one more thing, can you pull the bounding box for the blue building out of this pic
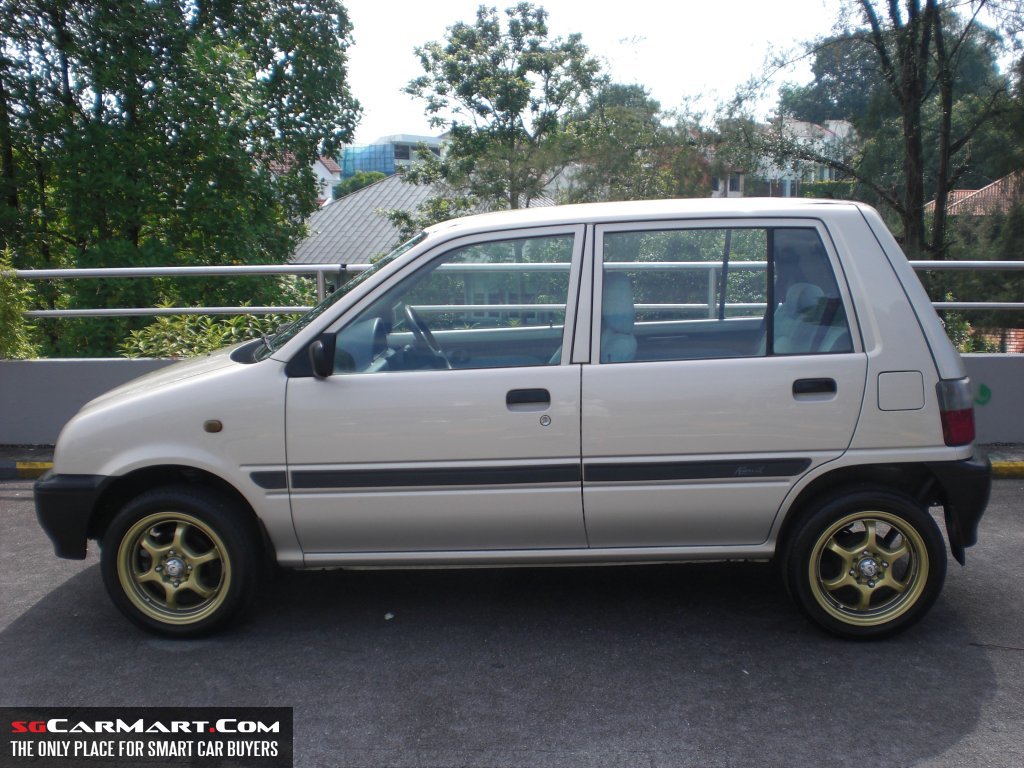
[340,134,444,179]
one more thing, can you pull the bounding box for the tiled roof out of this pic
[317,155,342,174]
[291,175,437,265]
[291,174,555,265]
[265,153,340,176]
[925,171,1024,216]
[923,189,978,214]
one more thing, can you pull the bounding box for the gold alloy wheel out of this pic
[116,511,232,626]
[807,510,929,627]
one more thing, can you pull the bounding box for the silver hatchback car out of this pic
[36,199,990,638]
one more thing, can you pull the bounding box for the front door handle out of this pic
[507,388,551,410]
[793,378,837,396]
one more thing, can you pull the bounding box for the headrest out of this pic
[783,282,824,314]
[603,273,635,333]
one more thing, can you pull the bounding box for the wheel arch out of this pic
[777,462,951,560]
[87,465,274,561]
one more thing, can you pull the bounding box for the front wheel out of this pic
[100,485,262,637]
[784,489,947,640]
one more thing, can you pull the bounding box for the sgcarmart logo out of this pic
[11,718,281,734]
[3,706,293,766]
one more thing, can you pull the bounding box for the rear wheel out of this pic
[785,489,946,639]
[100,485,262,637]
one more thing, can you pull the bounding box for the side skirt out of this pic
[300,544,776,569]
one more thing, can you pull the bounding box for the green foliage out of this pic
[335,171,387,199]
[0,249,38,358]
[778,33,895,132]
[561,84,708,202]
[748,0,1019,257]
[405,2,604,211]
[378,142,483,240]
[939,298,1000,353]
[119,273,316,358]
[703,115,766,188]
[933,200,1024,335]
[120,312,300,359]
[0,0,360,356]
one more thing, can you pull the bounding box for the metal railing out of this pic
[5,260,1024,319]
[908,261,1024,311]
[9,264,353,318]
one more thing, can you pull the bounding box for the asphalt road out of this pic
[2,478,1022,768]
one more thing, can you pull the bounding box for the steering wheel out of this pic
[403,304,452,369]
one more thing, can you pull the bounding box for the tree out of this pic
[0,249,37,358]
[335,171,387,198]
[778,33,895,130]
[0,0,360,355]
[561,84,708,203]
[405,2,604,210]
[945,195,1024,338]
[382,187,478,242]
[751,0,1022,257]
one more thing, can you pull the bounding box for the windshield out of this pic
[255,232,428,360]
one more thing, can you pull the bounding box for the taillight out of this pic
[937,378,976,446]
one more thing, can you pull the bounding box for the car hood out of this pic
[81,346,243,412]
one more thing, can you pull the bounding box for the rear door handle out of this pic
[506,388,551,410]
[793,378,837,396]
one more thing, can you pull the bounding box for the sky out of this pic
[342,0,848,143]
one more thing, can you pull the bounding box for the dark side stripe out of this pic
[290,464,582,490]
[273,458,811,491]
[250,471,287,490]
[584,458,812,483]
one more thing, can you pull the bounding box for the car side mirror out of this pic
[308,334,336,379]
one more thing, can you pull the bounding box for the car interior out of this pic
[329,227,853,373]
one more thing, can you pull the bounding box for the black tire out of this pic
[784,488,947,640]
[100,485,263,637]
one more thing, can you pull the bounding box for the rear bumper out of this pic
[34,472,110,559]
[927,450,991,565]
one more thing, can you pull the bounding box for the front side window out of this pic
[333,234,575,373]
[599,226,852,363]
[256,232,428,361]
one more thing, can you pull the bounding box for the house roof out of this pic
[291,174,554,265]
[292,174,436,265]
[316,155,341,174]
[926,171,1024,216]
[923,189,979,215]
[264,153,341,177]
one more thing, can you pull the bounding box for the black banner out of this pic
[2,708,292,767]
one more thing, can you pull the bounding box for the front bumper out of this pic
[34,472,110,559]
[926,450,992,565]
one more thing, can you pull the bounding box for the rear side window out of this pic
[771,228,851,355]
[599,226,853,363]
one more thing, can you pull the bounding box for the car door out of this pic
[581,220,868,548]
[285,227,587,558]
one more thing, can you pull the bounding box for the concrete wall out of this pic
[1,355,1021,446]
[963,354,1024,445]
[0,358,174,445]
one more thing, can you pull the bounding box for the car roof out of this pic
[423,197,865,238]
